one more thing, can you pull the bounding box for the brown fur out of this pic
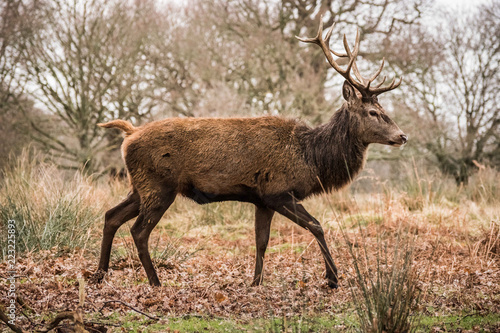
[93,81,406,288]
[120,116,317,204]
[98,119,137,136]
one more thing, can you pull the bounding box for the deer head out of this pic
[297,19,408,147]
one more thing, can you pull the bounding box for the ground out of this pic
[1,191,499,332]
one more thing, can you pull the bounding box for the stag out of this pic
[92,19,407,289]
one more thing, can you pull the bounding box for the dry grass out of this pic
[0,156,499,332]
[0,151,111,259]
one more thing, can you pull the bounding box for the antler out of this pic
[296,18,402,97]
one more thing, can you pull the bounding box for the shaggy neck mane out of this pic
[300,105,368,194]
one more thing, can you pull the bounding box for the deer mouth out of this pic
[388,134,408,147]
[388,141,402,147]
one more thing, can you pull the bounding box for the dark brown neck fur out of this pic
[298,105,368,194]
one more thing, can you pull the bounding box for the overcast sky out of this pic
[436,0,488,9]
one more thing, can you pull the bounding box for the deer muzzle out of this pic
[389,133,408,147]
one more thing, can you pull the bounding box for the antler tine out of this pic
[296,18,346,77]
[369,58,385,83]
[324,22,335,46]
[330,49,347,57]
[384,77,397,90]
[373,76,387,88]
[370,76,403,95]
[341,34,354,75]
[295,19,324,44]
[396,76,403,87]
[391,76,403,89]
[330,30,349,58]
[341,30,365,84]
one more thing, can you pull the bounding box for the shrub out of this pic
[0,151,105,259]
[345,227,422,333]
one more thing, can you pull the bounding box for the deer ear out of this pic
[342,81,360,103]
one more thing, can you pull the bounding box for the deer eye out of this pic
[369,110,378,117]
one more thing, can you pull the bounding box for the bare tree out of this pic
[393,2,499,183]
[20,0,160,172]
[0,0,46,167]
[441,2,500,182]
[150,0,425,123]
[0,0,38,107]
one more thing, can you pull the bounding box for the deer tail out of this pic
[98,120,137,136]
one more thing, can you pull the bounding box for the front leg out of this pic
[252,205,274,286]
[270,200,338,288]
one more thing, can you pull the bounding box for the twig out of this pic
[460,311,484,320]
[201,282,217,299]
[18,308,37,329]
[36,310,87,333]
[0,306,26,333]
[16,295,35,313]
[99,300,159,320]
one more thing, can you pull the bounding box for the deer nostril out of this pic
[400,134,408,144]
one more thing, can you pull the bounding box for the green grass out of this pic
[417,313,500,332]
[91,313,358,332]
[83,312,500,332]
[344,213,383,227]
[147,316,244,332]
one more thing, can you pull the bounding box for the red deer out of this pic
[92,20,407,289]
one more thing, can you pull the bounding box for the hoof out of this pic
[327,276,338,289]
[89,270,106,284]
[326,270,338,289]
[327,280,338,289]
[251,276,263,287]
[148,276,162,287]
[250,280,261,287]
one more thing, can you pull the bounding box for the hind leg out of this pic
[92,191,140,283]
[131,191,176,286]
